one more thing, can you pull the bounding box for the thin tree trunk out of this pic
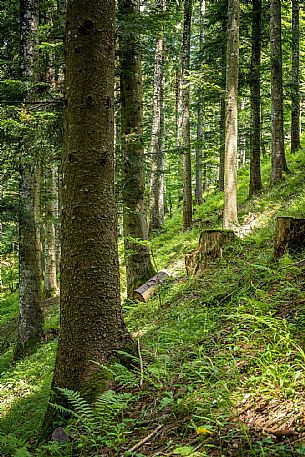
[270,0,289,183]
[175,68,183,206]
[15,0,43,360]
[182,0,193,231]
[218,0,228,192]
[223,0,239,230]
[50,0,131,397]
[249,0,262,197]
[195,0,205,205]
[149,0,165,232]
[44,166,58,297]
[119,0,155,295]
[291,0,300,153]
[0,178,3,290]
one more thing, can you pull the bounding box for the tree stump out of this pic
[274,217,305,258]
[132,271,169,302]
[185,229,236,276]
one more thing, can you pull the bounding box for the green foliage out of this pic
[51,387,134,455]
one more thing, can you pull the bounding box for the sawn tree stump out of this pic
[274,216,305,258]
[185,229,235,276]
[132,271,169,302]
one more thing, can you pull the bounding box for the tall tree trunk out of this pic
[44,166,58,297]
[195,0,205,205]
[270,0,289,183]
[0,178,3,290]
[175,67,183,206]
[149,0,165,232]
[49,0,131,398]
[249,0,262,197]
[119,0,155,295]
[223,0,239,230]
[291,0,300,153]
[218,0,228,192]
[15,0,43,360]
[182,0,193,231]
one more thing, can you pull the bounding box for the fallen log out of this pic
[185,229,236,276]
[274,216,305,259]
[132,271,169,302]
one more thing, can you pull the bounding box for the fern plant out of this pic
[51,387,134,455]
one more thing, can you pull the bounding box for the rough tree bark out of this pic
[15,0,43,360]
[133,271,169,302]
[149,0,165,232]
[218,0,228,192]
[44,166,58,297]
[195,0,206,205]
[270,0,289,183]
[249,0,262,197]
[291,0,300,153]
[182,0,193,231]
[49,0,131,400]
[223,0,239,230]
[119,0,155,295]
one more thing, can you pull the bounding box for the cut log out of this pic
[185,229,235,276]
[132,271,169,302]
[274,216,305,258]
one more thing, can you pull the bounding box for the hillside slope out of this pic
[1,148,305,456]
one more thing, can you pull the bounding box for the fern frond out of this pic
[57,388,95,422]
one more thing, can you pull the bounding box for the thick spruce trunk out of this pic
[182,0,193,231]
[291,0,300,153]
[15,0,43,360]
[249,0,262,197]
[149,0,165,232]
[119,0,155,295]
[195,0,206,205]
[223,0,239,230]
[44,167,58,297]
[50,0,131,396]
[270,0,289,183]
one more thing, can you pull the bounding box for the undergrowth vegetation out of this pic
[1,149,305,455]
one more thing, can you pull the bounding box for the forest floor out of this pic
[1,148,305,456]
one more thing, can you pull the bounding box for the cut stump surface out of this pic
[132,271,169,302]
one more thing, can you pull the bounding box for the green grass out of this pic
[1,146,305,455]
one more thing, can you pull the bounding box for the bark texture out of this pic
[223,0,239,230]
[15,0,43,359]
[195,0,206,205]
[133,271,169,302]
[182,0,193,231]
[185,229,235,276]
[249,0,262,197]
[51,0,130,394]
[149,0,165,232]
[44,166,58,297]
[119,0,155,295]
[218,0,228,192]
[270,0,289,183]
[274,217,305,258]
[291,0,300,153]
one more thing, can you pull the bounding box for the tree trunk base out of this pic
[132,271,169,302]
[185,229,236,276]
[274,216,305,258]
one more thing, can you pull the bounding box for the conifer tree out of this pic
[119,0,155,294]
[270,0,289,182]
[223,0,239,229]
